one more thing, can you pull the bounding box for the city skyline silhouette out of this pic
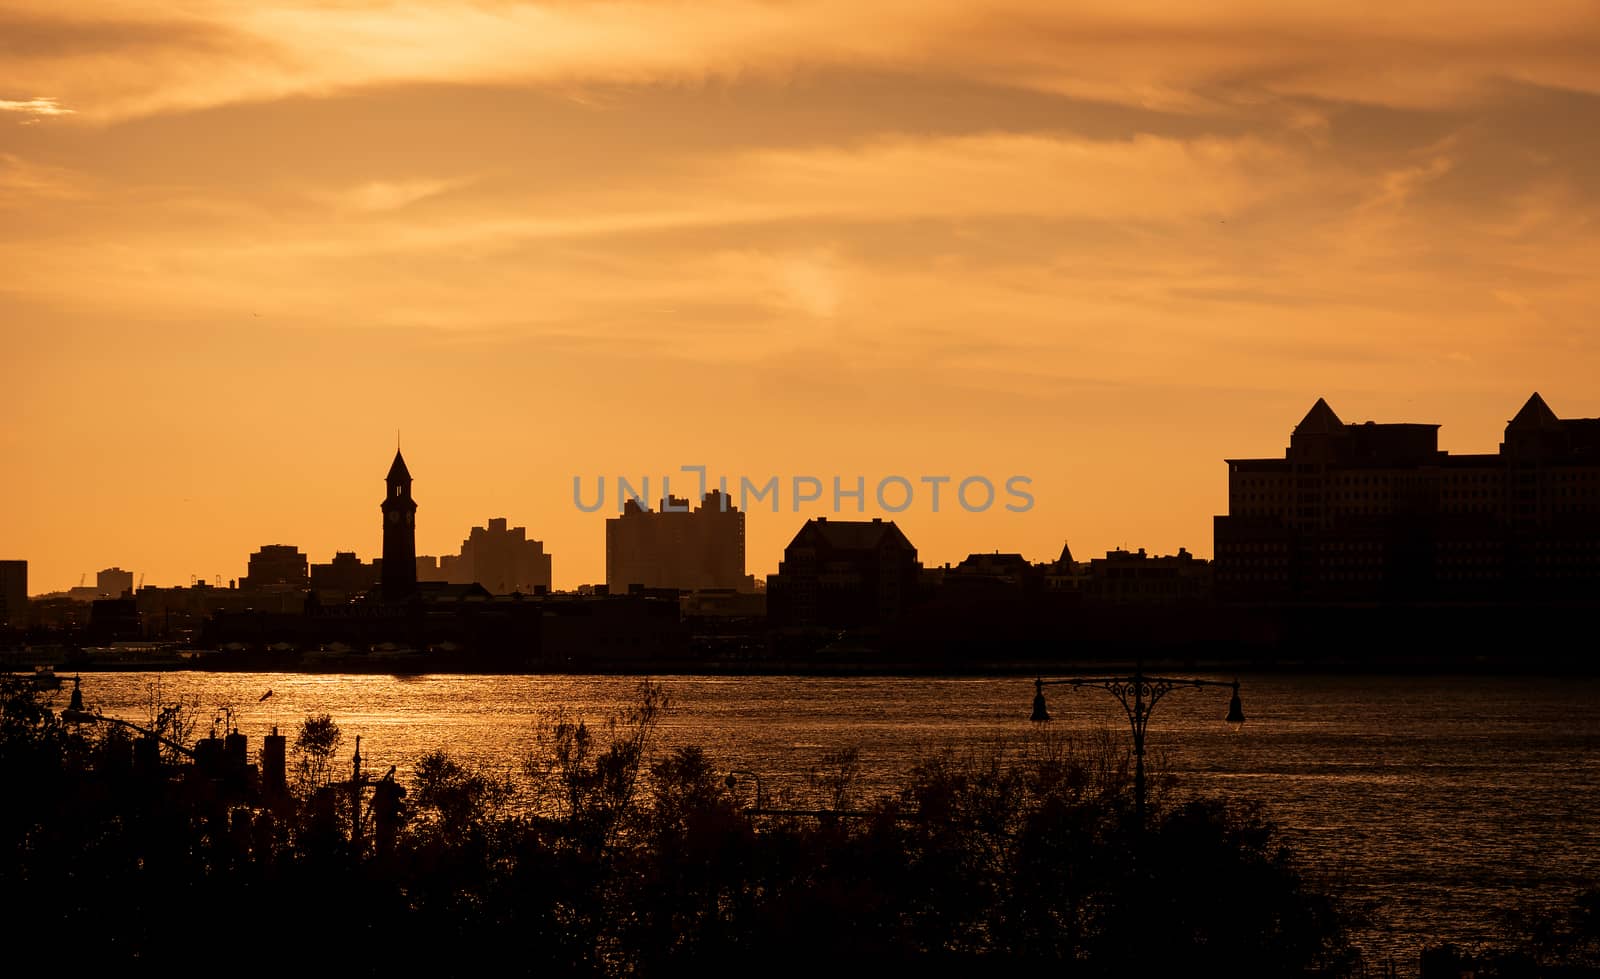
[9,389,1600,599]
[7,3,1600,596]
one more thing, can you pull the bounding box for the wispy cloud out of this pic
[246,132,1305,256]
[0,96,72,122]
[5,3,1600,121]
[316,177,475,214]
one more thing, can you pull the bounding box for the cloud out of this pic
[235,131,1304,257]
[711,248,848,320]
[5,2,1600,121]
[318,177,475,213]
[723,132,1298,223]
[1363,153,1456,213]
[0,96,72,120]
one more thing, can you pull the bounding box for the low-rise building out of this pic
[1082,547,1212,605]
[767,517,921,630]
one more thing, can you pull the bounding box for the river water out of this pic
[46,670,1600,971]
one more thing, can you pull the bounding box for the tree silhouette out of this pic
[293,713,343,793]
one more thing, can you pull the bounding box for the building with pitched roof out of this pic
[766,517,921,629]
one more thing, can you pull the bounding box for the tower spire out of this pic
[381,446,418,602]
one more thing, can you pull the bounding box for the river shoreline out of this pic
[14,650,1599,678]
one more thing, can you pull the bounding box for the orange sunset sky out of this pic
[4,1,1599,593]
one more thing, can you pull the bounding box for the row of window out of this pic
[1237,469,1600,488]
[1234,501,1599,519]
[1224,539,1600,552]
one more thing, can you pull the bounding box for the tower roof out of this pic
[387,450,411,482]
[1508,392,1560,431]
[1294,398,1344,435]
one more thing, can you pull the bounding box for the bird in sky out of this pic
[259,690,273,702]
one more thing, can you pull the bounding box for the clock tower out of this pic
[381,449,418,601]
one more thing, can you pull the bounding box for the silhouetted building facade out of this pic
[0,560,26,629]
[240,545,308,591]
[952,552,1042,586]
[138,579,300,640]
[681,588,767,619]
[448,517,553,595]
[767,517,920,629]
[606,491,746,593]
[28,595,90,631]
[539,592,687,665]
[1215,394,1600,602]
[1043,540,1088,591]
[310,551,379,599]
[97,567,134,599]
[87,597,141,641]
[1083,547,1212,605]
[381,450,418,602]
[921,552,1046,601]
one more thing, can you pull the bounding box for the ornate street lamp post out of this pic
[1030,664,1244,825]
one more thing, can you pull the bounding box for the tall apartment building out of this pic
[97,567,135,598]
[240,545,310,591]
[449,517,553,595]
[310,551,379,598]
[606,490,746,593]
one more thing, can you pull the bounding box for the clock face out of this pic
[387,510,399,524]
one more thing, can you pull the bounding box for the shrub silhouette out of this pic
[2,675,1365,976]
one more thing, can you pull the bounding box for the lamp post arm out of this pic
[1146,677,1239,691]
[1038,676,1237,691]
[1035,677,1135,688]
